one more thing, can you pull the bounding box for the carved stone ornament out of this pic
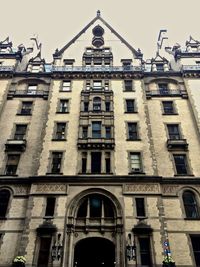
[123,184,160,194]
[31,184,67,194]
[162,185,180,195]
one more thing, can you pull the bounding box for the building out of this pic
[0,11,200,267]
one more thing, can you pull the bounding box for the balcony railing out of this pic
[0,66,14,72]
[146,89,187,98]
[182,65,200,71]
[7,90,49,99]
[52,66,143,72]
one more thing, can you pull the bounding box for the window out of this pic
[55,123,66,140]
[5,154,20,175]
[93,97,101,111]
[37,237,52,267]
[51,152,63,174]
[105,101,110,112]
[138,237,152,267]
[124,80,133,91]
[83,102,89,112]
[45,197,56,217]
[156,63,164,71]
[82,152,87,173]
[82,126,88,139]
[130,153,142,173]
[92,122,101,138]
[58,99,69,113]
[14,125,27,140]
[86,81,90,90]
[93,58,102,65]
[136,198,146,217]
[105,81,109,90]
[126,99,135,113]
[162,101,175,114]
[173,154,188,175]
[158,83,168,94]
[167,124,181,140]
[31,65,40,73]
[62,81,71,91]
[91,152,101,173]
[190,236,200,266]
[105,152,111,174]
[93,80,102,90]
[128,122,138,140]
[20,101,32,115]
[105,126,111,139]
[183,191,199,219]
[27,84,37,95]
[0,189,10,218]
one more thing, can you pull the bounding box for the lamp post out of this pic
[51,233,63,261]
[126,233,136,262]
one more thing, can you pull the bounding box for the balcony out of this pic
[5,139,26,152]
[146,89,188,99]
[77,138,115,149]
[52,65,143,73]
[167,139,188,151]
[7,89,49,99]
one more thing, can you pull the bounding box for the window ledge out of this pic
[46,172,63,175]
[43,216,54,220]
[124,111,138,114]
[59,90,71,92]
[123,90,135,92]
[174,174,194,177]
[184,217,200,220]
[162,113,178,115]
[51,139,67,141]
[126,139,141,141]
[129,172,145,175]
[56,111,69,114]
[16,113,32,116]
[136,216,148,220]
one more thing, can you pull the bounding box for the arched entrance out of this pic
[74,237,115,267]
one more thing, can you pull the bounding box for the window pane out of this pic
[14,125,27,140]
[173,154,188,174]
[124,80,132,91]
[126,100,135,112]
[62,81,71,91]
[130,153,141,172]
[167,124,180,139]
[59,100,68,113]
[128,123,138,140]
[55,123,66,140]
[92,122,101,138]
[191,236,200,266]
[51,152,62,173]
[21,102,32,115]
[163,101,174,114]
[136,198,145,217]
[0,190,10,217]
[5,154,20,175]
[45,197,56,217]
[183,191,199,218]
[139,237,152,266]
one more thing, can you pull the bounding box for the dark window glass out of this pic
[158,83,169,95]
[93,97,101,111]
[139,237,152,267]
[84,102,89,112]
[51,152,62,174]
[59,100,68,113]
[130,153,142,173]
[5,154,20,175]
[105,126,111,139]
[82,152,87,174]
[55,123,66,140]
[190,236,200,266]
[105,152,111,173]
[136,198,146,217]
[82,127,88,139]
[126,100,135,113]
[105,102,110,112]
[163,101,174,114]
[183,191,199,218]
[37,237,52,267]
[14,125,27,140]
[91,152,101,173]
[173,154,188,175]
[92,122,101,138]
[77,199,87,217]
[45,197,56,217]
[124,80,133,91]
[90,196,102,217]
[0,190,10,217]
[167,124,180,140]
[156,63,164,71]
[128,123,138,140]
[21,102,32,115]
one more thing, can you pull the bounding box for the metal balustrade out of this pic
[52,65,143,72]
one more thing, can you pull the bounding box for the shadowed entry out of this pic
[74,237,115,267]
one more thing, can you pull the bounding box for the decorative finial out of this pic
[97,10,101,17]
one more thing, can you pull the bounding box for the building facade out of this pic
[0,12,200,267]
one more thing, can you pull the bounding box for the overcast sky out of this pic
[1,0,200,62]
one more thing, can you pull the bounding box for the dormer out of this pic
[0,37,22,65]
[185,36,200,52]
[151,53,169,72]
[27,52,45,73]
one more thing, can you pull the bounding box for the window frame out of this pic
[5,154,20,176]
[19,101,33,115]
[129,152,143,174]
[57,99,69,113]
[0,189,11,219]
[182,190,200,219]
[124,80,133,92]
[14,124,28,140]
[166,124,181,140]
[127,122,139,141]
[125,99,136,113]
[61,80,71,92]
[92,121,102,139]
[173,153,190,175]
[49,151,63,174]
[53,122,67,141]
[135,197,146,218]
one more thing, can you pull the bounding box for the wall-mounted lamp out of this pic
[126,233,136,261]
[51,233,63,261]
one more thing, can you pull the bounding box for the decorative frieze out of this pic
[123,183,160,194]
[31,183,68,194]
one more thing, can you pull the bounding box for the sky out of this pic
[1,0,200,62]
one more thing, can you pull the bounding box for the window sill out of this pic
[126,139,141,141]
[16,113,32,116]
[52,139,67,141]
[46,172,63,175]
[123,90,135,92]
[59,90,71,92]
[129,172,145,175]
[124,111,138,114]
[162,113,178,115]
[184,217,200,220]
[43,216,54,220]
[174,174,194,177]
[136,216,148,220]
[56,111,69,114]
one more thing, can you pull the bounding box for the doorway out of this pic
[74,237,115,267]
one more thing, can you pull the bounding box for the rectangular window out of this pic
[130,153,142,173]
[92,122,101,138]
[45,197,56,217]
[105,126,111,139]
[14,125,27,140]
[5,154,20,175]
[105,152,111,174]
[82,126,88,139]
[162,101,175,114]
[105,81,109,90]
[59,99,69,113]
[84,102,89,112]
[173,154,188,175]
[55,123,66,140]
[138,237,152,267]
[156,63,164,71]
[51,152,63,174]
[20,101,32,115]
[124,80,133,91]
[128,122,138,140]
[167,124,181,140]
[126,99,135,113]
[93,80,102,90]
[190,236,200,266]
[27,84,37,95]
[62,81,71,91]
[37,237,52,267]
[136,198,146,217]
[91,152,101,173]
[86,81,91,90]
[82,152,87,174]
[93,58,102,65]
[105,101,110,112]
[158,83,168,94]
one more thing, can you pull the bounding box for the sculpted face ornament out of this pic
[92,25,105,48]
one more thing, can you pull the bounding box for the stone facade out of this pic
[0,12,200,267]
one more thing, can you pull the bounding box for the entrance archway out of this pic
[74,237,115,267]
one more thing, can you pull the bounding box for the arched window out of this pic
[77,194,114,218]
[0,189,10,217]
[183,191,199,218]
[93,97,101,111]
